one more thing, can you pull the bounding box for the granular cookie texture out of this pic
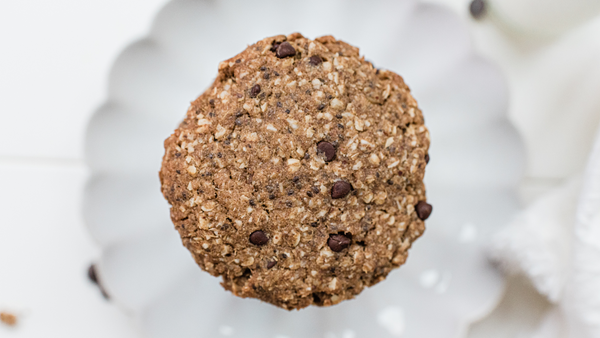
[160,33,431,310]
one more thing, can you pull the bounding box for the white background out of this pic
[0,1,169,337]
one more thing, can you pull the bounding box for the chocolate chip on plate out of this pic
[87,264,110,299]
[88,264,99,284]
[469,0,486,19]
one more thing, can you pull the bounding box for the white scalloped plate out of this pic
[83,1,524,337]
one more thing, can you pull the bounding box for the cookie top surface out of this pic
[160,33,431,310]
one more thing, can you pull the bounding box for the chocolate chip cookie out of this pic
[159,33,431,310]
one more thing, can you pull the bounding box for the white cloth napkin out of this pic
[466,2,600,336]
[492,127,600,338]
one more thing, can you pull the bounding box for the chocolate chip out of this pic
[249,199,256,206]
[317,103,325,110]
[306,191,313,197]
[469,0,486,19]
[335,114,342,119]
[260,66,267,71]
[267,261,276,269]
[312,186,320,194]
[249,84,261,98]
[87,264,110,299]
[304,153,310,160]
[277,102,282,108]
[310,222,318,227]
[317,141,336,162]
[331,181,352,199]
[269,194,276,200]
[285,109,290,114]
[88,264,99,284]
[425,154,430,164]
[309,55,323,65]
[274,71,280,76]
[235,59,241,63]
[292,176,300,183]
[270,42,281,52]
[264,72,270,79]
[209,99,215,107]
[285,201,293,207]
[287,189,294,196]
[327,234,351,252]
[249,230,269,246]
[415,201,433,220]
[276,42,296,58]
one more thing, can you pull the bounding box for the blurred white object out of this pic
[476,15,600,181]
[84,0,524,337]
[492,177,580,303]
[487,0,600,37]
[564,131,600,338]
[468,3,600,337]
[492,127,600,338]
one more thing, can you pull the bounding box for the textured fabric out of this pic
[492,127,600,338]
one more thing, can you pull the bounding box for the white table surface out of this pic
[0,0,571,337]
[0,1,168,336]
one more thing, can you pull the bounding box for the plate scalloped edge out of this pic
[83,1,525,337]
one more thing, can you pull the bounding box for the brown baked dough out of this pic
[159,33,431,310]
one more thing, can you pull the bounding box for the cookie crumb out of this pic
[0,312,17,326]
